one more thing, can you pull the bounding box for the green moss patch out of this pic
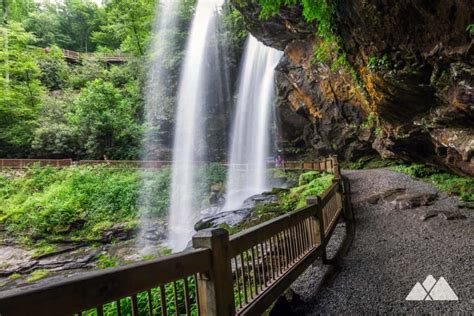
[26,269,50,282]
[391,164,474,202]
[223,171,334,235]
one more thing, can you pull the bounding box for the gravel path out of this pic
[289,169,473,314]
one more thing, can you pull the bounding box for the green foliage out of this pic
[466,24,474,37]
[391,164,474,202]
[0,164,226,246]
[361,112,380,129]
[367,54,389,71]
[0,165,142,243]
[92,0,154,55]
[218,2,247,66]
[70,78,142,159]
[391,164,438,178]
[31,242,57,258]
[26,269,50,282]
[0,22,43,156]
[298,171,320,186]
[31,0,103,52]
[8,273,22,280]
[227,171,334,234]
[31,93,80,158]
[96,253,119,269]
[341,156,399,170]
[36,46,69,90]
[290,172,334,209]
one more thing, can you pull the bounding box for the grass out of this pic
[26,269,50,282]
[391,164,474,202]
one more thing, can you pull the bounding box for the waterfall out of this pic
[223,36,282,212]
[137,0,179,255]
[168,0,224,251]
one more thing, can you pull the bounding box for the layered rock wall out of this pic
[232,0,473,176]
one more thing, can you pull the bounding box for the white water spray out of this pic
[168,0,224,251]
[223,36,282,211]
[138,0,179,255]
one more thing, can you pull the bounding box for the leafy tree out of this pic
[31,93,80,158]
[23,6,68,48]
[0,22,42,156]
[36,45,69,90]
[70,79,142,159]
[93,0,155,55]
[3,0,36,23]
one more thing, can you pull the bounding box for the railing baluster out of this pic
[240,253,248,304]
[173,281,179,316]
[194,274,201,316]
[246,249,254,299]
[131,294,139,316]
[183,278,191,316]
[234,257,242,309]
[282,230,289,269]
[116,300,122,316]
[147,289,153,316]
[259,243,267,286]
[160,285,167,316]
[250,247,259,296]
[256,244,264,292]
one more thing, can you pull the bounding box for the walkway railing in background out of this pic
[78,160,172,169]
[0,159,72,169]
[0,157,337,172]
[62,49,129,63]
[0,156,348,316]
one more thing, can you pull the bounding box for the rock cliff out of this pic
[232,0,473,176]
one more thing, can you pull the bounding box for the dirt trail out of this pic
[289,169,473,314]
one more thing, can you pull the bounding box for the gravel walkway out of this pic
[289,169,473,314]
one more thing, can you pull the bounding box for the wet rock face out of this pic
[232,0,473,176]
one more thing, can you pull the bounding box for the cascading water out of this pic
[168,0,224,251]
[137,0,179,255]
[223,36,282,212]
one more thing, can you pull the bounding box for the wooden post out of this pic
[332,178,343,212]
[331,155,341,178]
[310,196,327,263]
[341,178,352,223]
[192,228,235,316]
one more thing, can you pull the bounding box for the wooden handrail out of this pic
[0,248,212,316]
[0,155,347,316]
[228,204,317,257]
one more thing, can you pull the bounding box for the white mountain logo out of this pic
[406,275,458,301]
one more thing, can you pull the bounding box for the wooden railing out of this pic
[0,156,348,316]
[62,49,129,63]
[78,160,172,169]
[0,157,336,171]
[0,158,72,169]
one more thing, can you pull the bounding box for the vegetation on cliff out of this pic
[222,171,334,234]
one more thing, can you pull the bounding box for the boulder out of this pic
[391,192,438,209]
[194,208,253,231]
